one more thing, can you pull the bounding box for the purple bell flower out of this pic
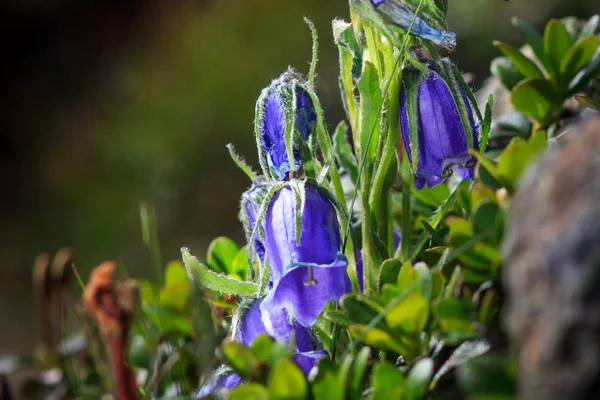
[241,178,269,262]
[258,72,317,180]
[261,183,351,327]
[198,297,328,398]
[400,67,479,189]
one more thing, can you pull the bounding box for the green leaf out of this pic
[324,310,355,328]
[430,340,490,390]
[412,184,450,208]
[207,236,239,273]
[227,143,256,181]
[560,35,600,84]
[511,78,560,126]
[268,358,308,400]
[159,261,191,311]
[568,53,600,96]
[220,342,259,377]
[230,384,270,400]
[511,17,552,74]
[371,362,406,400]
[490,56,526,90]
[578,15,600,41]
[341,294,385,326]
[378,259,403,291]
[333,121,359,184]
[493,41,544,79]
[231,246,249,280]
[480,94,494,153]
[575,95,600,111]
[312,358,343,400]
[385,292,429,333]
[457,355,515,397]
[250,334,276,363]
[433,298,473,321]
[472,202,501,244]
[357,62,382,163]
[182,248,259,295]
[349,324,408,355]
[544,19,575,74]
[406,358,433,400]
[350,347,371,399]
[496,137,534,192]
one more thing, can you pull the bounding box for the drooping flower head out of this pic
[256,70,317,180]
[261,182,351,327]
[369,0,456,50]
[400,61,479,189]
[240,177,269,262]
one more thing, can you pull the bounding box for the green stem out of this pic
[400,155,412,262]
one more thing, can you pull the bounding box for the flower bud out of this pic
[400,63,479,189]
[368,0,456,50]
[257,71,317,180]
[261,182,351,327]
[240,177,269,262]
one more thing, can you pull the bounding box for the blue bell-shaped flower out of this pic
[261,182,351,327]
[400,62,479,189]
[197,297,328,398]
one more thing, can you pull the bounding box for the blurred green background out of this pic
[1,0,598,357]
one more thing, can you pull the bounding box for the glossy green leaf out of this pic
[182,248,259,295]
[350,347,371,399]
[406,358,433,400]
[230,384,270,400]
[511,78,560,126]
[378,259,403,291]
[268,358,308,400]
[561,35,600,84]
[544,19,575,74]
[493,41,543,79]
[496,137,534,192]
[250,334,276,363]
[159,261,191,311]
[430,340,490,390]
[341,294,386,329]
[371,362,406,400]
[412,184,450,208]
[312,358,343,400]
[568,53,600,95]
[385,292,429,333]
[231,246,249,280]
[575,95,600,111]
[220,342,258,377]
[349,324,407,355]
[511,17,552,74]
[207,236,239,273]
[472,202,502,244]
[578,15,600,41]
[490,56,526,90]
[324,310,355,328]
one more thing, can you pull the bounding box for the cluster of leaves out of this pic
[493,15,600,127]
